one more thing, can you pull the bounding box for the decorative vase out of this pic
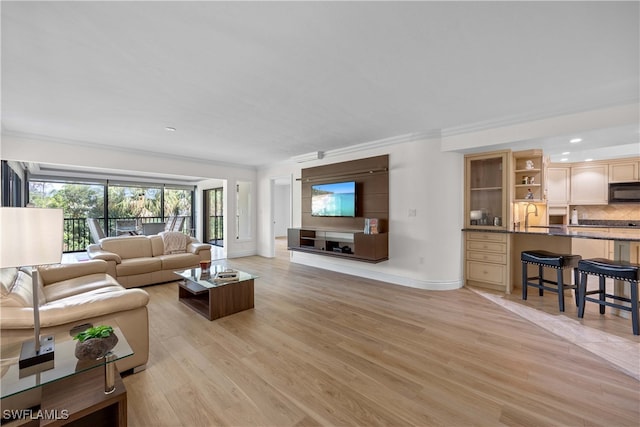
[199,260,211,272]
[75,333,118,360]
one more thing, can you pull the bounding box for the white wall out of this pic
[257,136,465,290]
[273,183,290,237]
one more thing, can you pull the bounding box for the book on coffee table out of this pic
[213,270,239,282]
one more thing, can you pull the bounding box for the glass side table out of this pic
[1,327,132,426]
[1,327,132,399]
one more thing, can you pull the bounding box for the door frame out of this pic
[268,175,293,258]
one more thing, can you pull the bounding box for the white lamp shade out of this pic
[0,207,64,268]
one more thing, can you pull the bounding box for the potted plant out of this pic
[73,325,118,360]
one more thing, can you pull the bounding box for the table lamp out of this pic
[0,207,63,371]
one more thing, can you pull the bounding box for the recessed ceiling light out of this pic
[562,152,570,155]
[560,158,569,162]
[569,138,582,143]
[165,127,176,132]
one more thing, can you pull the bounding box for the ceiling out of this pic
[1,1,638,171]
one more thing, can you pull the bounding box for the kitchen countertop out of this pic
[462,225,640,242]
[567,219,639,228]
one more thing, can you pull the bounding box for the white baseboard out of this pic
[227,249,258,258]
[290,253,462,291]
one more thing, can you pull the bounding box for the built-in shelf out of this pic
[513,149,545,203]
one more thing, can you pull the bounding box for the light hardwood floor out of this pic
[123,243,639,426]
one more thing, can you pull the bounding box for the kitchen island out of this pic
[462,225,639,317]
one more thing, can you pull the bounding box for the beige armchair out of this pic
[1,260,149,373]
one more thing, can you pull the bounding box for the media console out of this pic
[287,228,388,263]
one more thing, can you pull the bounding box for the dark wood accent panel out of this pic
[362,193,389,214]
[302,155,388,180]
[301,155,389,231]
[354,232,389,261]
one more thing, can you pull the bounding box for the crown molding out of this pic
[441,100,639,138]
[322,130,441,159]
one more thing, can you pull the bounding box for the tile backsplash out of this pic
[572,204,640,221]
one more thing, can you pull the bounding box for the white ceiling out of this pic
[1,1,639,170]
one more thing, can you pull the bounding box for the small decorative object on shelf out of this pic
[74,325,118,360]
[364,218,379,234]
[525,160,534,170]
[526,189,534,199]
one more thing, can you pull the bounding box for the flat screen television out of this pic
[311,181,356,217]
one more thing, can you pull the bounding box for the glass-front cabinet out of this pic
[464,150,510,229]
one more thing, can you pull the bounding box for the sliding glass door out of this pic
[29,181,105,252]
[203,187,223,247]
[28,178,194,252]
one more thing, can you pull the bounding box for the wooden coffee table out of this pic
[175,267,257,320]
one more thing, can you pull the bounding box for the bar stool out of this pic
[577,258,640,335]
[521,250,582,312]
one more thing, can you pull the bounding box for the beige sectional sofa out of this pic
[0,260,149,373]
[87,233,211,288]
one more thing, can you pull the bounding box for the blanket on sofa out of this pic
[160,231,188,254]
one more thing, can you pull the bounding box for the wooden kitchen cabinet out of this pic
[464,150,510,229]
[465,231,511,293]
[546,166,570,205]
[570,163,608,205]
[609,159,640,182]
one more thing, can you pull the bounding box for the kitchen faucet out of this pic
[524,202,538,229]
